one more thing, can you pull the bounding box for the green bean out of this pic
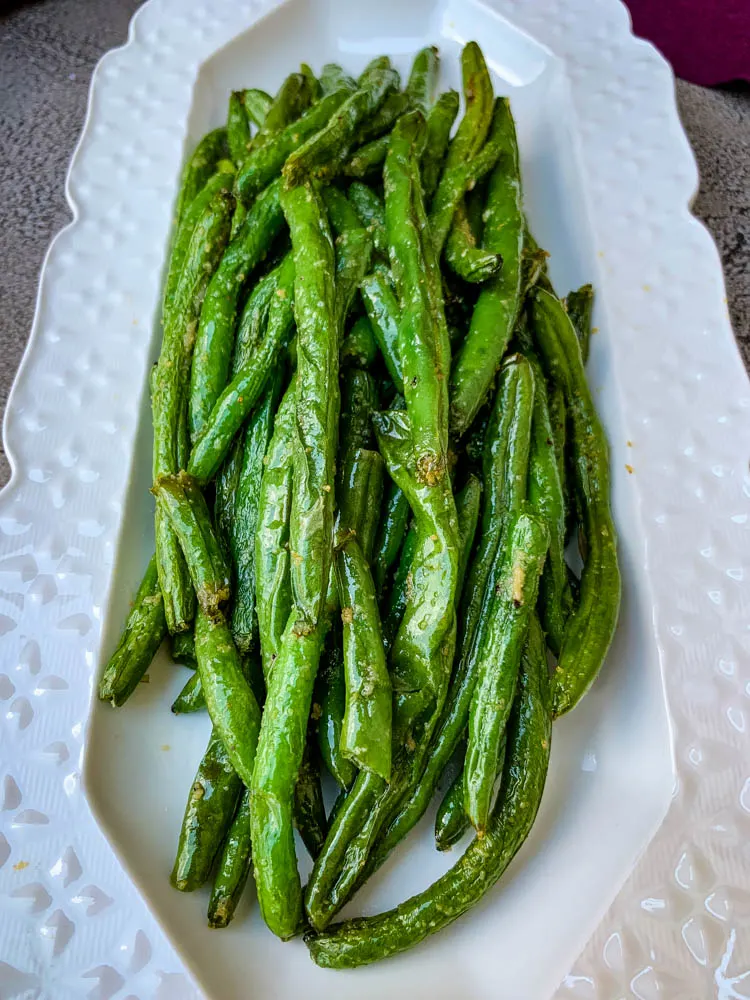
[188,179,285,443]
[253,72,314,150]
[187,250,295,485]
[465,508,549,833]
[235,88,352,204]
[366,356,534,870]
[528,363,572,656]
[381,520,417,652]
[174,128,230,226]
[232,259,281,375]
[339,369,376,460]
[227,91,252,166]
[357,55,392,82]
[385,110,450,486]
[435,737,506,851]
[207,788,253,928]
[371,481,410,597]
[152,473,230,621]
[444,198,502,283]
[305,410,458,932]
[98,557,167,707]
[153,189,234,632]
[300,63,321,102]
[194,610,262,789]
[360,266,403,387]
[529,287,620,717]
[341,135,389,179]
[320,64,356,96]
[305,612,551,968]
[341,315,379,369]
[171,734,242,892]
[251,613,326,939]
[171,669,204,714]
[242,88,273,128]
[321,185,362,235]
[283,66,398,186]
[315,633,356,789]
[294,739,329,859]
[566,283,595,364]
[428,43,494,254]
[455,474,482,596]
[406,46,439,110]
[255,382,295,679]
[334,227,374,329]
[355,91,411,145]
[230,375,282,652]
[336,451,391,780]
[282,179,339,629]
[163,166,235,324]
[170,628,196,669]
[547,381,569,530]
[347,182,387,257]
[449,98,524,437]
[421,90,460,201]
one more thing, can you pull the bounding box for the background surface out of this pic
[0,0,748,487]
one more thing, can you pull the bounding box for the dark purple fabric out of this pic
[625,0,750,86]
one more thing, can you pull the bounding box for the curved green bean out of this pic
[449,98,524,437]
[347,182,387,257]
[444,198,502,283]
[316,632,356,789]
[98,556,167,707]
[294,739,329,859]
[435,738,505,851]
[171,669,204,714]
[171,734,242,892]
[207,788,253,928]
[188,179,285,442]
[421,90,460,201]
[405,46,439,110]
[174,128,230,226]
[242,88,273,128]
[341,315,379,369]
[529,287,620,717]
[566,283,595,364]
[227,91,252,166]
[360,265,403,387]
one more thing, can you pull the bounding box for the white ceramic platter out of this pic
[1,0,748,998]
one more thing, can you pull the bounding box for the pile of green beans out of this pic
[98,43,619,967]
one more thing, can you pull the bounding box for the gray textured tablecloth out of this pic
[0,0,748,487]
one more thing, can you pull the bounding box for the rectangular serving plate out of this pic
[78,0,674,997]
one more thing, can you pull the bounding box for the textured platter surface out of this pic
[0,0,747,998]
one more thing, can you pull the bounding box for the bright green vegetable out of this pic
[207,788,253,928]
[98,557,167,707]
[435,738,506,851]
[385,110,450,486]
[163,167,235,323]
[300,63,321,102]
[347,182,387,257]
[464,508,549,833]
[174,128,230,226]
[170,628,196,669]
[171,734,242,892]
[380,520,417,653]
[305,611,551,968]
[235,88,352,204]
[405,46,439,110]
[242,88,273,128]
[320,64,356,96]
[194,611,263,789]
[315,633,356,789]
[444,198,502,283]
[341,315,379,369]
[449,98,524,437]
[188,179,285,443]
[421,90,460,200]
[428,43,494,255]
[282,179,339,629]
[336,450,391,780]
[171,669,204,714]
[227,91,252,166]
[528,363,573,655]
[294,739,329,859]
[283,65,398,185]
[153,473,230,621]
[530,287,620,717]
[251,612,325,939]
[360,266,403,387]
[356,91,410,146]
[371,481,410,597]
[187,251,296,485]
[253,72,314,149]
[255,382,295,680]
[230,376,282,652]
[341,135,390,179]
[566,283,595,364]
